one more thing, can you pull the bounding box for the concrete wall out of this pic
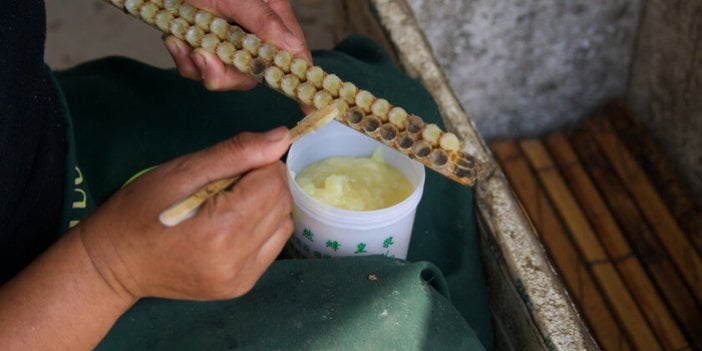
[627,0,702,202]
[45,0,699,199]
[407,0,643,139]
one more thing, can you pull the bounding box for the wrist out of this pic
[74,224,140,306]
[0,226,136,350]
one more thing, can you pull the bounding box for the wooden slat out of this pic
[492,140,632,351]
[544,132,692,350]
[569,126,702,348]
[585,116,702,301]
[520,139,662,351]
[584,116,702,302]
[605,100,702,255]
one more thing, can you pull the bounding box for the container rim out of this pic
[286,121,426,229]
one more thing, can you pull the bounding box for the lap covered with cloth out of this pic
[54,35,493,350]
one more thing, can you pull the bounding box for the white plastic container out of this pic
[286,120,425,259]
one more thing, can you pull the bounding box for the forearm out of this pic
[0,128,293,349]
[0,228,136,350]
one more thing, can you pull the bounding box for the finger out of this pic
[193,0,307,59]
[264,0,304,40]
[197,160,289,228]
[190,48,258,91]
[299,103,314,115]
[165,128,290,193]
[229,192,291,250]
[229,220,293,296]
[263,0,312,62]
[164,36,200,81]
[194,164,290,298]
[220,161,290,225]
[256,215,293,263]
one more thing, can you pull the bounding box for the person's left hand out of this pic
[164,0,312,91]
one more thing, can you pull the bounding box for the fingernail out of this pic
[265,127,288,142]
[192,53,206,72]
[284,32,303,50]
[165,37,180,55]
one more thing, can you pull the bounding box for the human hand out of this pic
[165,0,312,91]
[76,127,293,301]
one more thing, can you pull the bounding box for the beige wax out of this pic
[295,149,413,211]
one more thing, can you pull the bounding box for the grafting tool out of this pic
[159,104,339,227]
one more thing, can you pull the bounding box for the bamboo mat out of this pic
[491,100,702,350]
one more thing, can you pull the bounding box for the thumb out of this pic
[179,127,290,183]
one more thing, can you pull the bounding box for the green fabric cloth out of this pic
[55,35,493,350]
[98,257,483,350]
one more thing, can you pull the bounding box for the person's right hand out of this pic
[75,127,293,301]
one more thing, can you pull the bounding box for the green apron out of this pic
[53,35,493,350]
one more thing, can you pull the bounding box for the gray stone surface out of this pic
[372,2,599,348]
[627,0,702,203]
[407,0,642,139]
